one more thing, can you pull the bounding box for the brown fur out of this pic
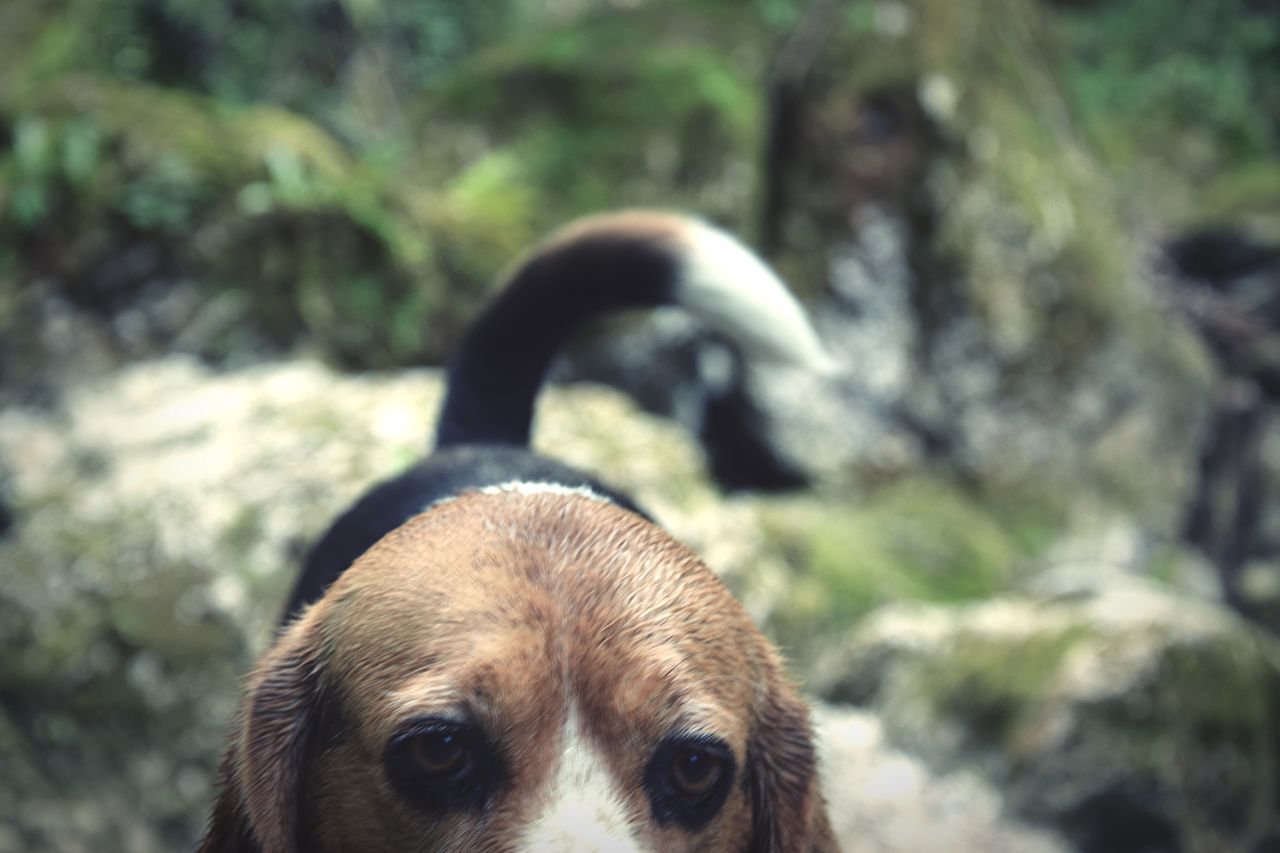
[540,210,689,251]
[203,490,836,851]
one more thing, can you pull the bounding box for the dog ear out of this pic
[198,752,265,853]
[200,612,327,853]
[746,667,838,853]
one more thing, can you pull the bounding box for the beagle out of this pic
[200,211,838,852]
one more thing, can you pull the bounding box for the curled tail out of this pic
[434,210,828,448]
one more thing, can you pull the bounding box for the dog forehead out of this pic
[324,489,741,637]
[315,489,761,730]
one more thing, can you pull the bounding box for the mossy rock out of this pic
[1201,160,1280,243]
[0,355,1085,852]
[752,0,1215,530]
[814,580,1280,850]
[0,357,736,850]
[738,478,1058,664]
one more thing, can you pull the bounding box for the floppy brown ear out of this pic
[200,612,327,853]
[747,667,839,853]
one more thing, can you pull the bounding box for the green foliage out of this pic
[1,0,766,367]
[4,0,536,108]
[1203,159,1280,242]
[758,0,1161,389]
[0,77,464,365]
[1046,0,1280,240]
[3,0,1274,374]
[1057,0,1280,163]
[424,15,759,232]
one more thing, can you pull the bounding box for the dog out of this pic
[200,211,838,852]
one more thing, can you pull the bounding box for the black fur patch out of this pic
[282,445,647,622]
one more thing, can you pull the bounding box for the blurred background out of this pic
[1,0,1279,850]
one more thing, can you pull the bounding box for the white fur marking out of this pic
[477,481,610,502]
[520,710,641,852]
[423,481,609,513]
[675,219,833,372]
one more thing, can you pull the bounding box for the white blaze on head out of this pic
[520,709,642,852]
[675,219,834,374]
[477,481,611,503]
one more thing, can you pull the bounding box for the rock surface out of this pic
[1,357,1066,851]
[814,704,1064,852]
[811,579,1280,852]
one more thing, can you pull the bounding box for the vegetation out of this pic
[0,0,774,365]
[905,623,1280,849]
[1053,0,1280,243]
[912,626,1087,747]
[3,0,1274,364]
[2,1,1277,848]
[749,478,1058,659]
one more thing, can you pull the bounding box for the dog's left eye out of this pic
[385,718,505,814]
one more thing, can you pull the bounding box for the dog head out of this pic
[202,487,834,851]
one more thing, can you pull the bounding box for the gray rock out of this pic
[811,579,1280,852]
[813,703,1066,852]
[0,356,1077,851]
[0,357,728,851]
[746,208,924,484]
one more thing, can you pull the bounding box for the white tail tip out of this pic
[673,218,834,374]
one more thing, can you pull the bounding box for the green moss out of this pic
[1084,635,1280,841]
[0,518,245,707]
[1093,635,1276,769]
[913,627,1087,747]
[760,0,1164,386]
[1201,160,1280,242]
[886,615,1280,843]
[755,478,1056,656]
[220,504,263,558]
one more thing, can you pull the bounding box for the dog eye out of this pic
[405,729,471,778]
[385,718,505,814]
[670,746,724,797]
[645,735,735,830]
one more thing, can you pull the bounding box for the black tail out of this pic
[284,211,826,621]
[435,217,679,447]
[433,210,828,449]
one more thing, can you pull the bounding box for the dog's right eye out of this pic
[644,734,736,830]
[385,718,504,813]
[406,728,471,778]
